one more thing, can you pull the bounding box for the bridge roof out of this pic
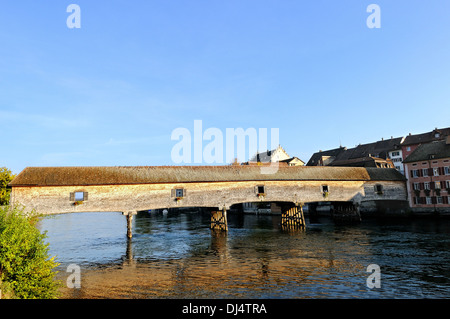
[9,166,405,187]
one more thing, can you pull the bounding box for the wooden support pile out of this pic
[281,205,306,230]
[210,209,228,231]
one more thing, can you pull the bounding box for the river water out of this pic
[38,210,450,299]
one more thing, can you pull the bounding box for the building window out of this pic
[433,168,439,176]
[444,167,450,175]
[391,151,400,157]
[437,196,443,204]
[424,182,430,190]
[446,180,450,189]
[422,168,429,177]
[435,182,441,189]
[426,197,432,205]
[413,197,420,205]
[407,146,411,151]
[412,169,419,178]
[413,183,420,191]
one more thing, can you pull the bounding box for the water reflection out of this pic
[38,210,450,298]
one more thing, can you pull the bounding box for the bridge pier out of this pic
[281,203,306,230]
[331,202,361,224]
[122,211,137,238]
[210,208,228,232]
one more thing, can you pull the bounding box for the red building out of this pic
[403,137,450,212]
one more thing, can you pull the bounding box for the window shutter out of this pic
[439,167,445,175]
[431,196,437,204]
[444,196,449,204]
[254,186,259,193]
[69,192,75,201]
[171,189,176,197]
[410,170,413,177]
[84,192,88,201]
[431,182,435,190]
[428,168,433,176]
[183,189,187,197]
[420,183,424,190]
[441,181,445,189]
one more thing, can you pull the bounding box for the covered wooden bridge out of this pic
[9,165,407,236]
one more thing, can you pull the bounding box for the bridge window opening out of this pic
[173,188,185,198]
[257,186,265,194]
[75,192,84,201]
[70,191,87,201]
[374,184,383,195]
[321,185,329,193]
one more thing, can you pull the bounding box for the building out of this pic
[403,137,450,212]
[401,127,450,161]
[248,145,291,163]
[279,157,305,166]
[244,145,304,166]
[328,156,395,169]
[388,149,405,174]
[306,146,347,166]
[306,137,404,172]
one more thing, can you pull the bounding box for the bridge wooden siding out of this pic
[9,166,408,235]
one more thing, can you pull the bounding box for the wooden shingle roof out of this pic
[9,165,405,187]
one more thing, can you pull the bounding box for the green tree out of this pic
[0,167,15,206]
[0,206,61,298]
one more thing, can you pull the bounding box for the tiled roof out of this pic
[306,147,347,166]
[335,137,404,161]
[402,127,450,146]
[403,140,450,163]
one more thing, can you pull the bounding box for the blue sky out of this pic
[1,1,450,174]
